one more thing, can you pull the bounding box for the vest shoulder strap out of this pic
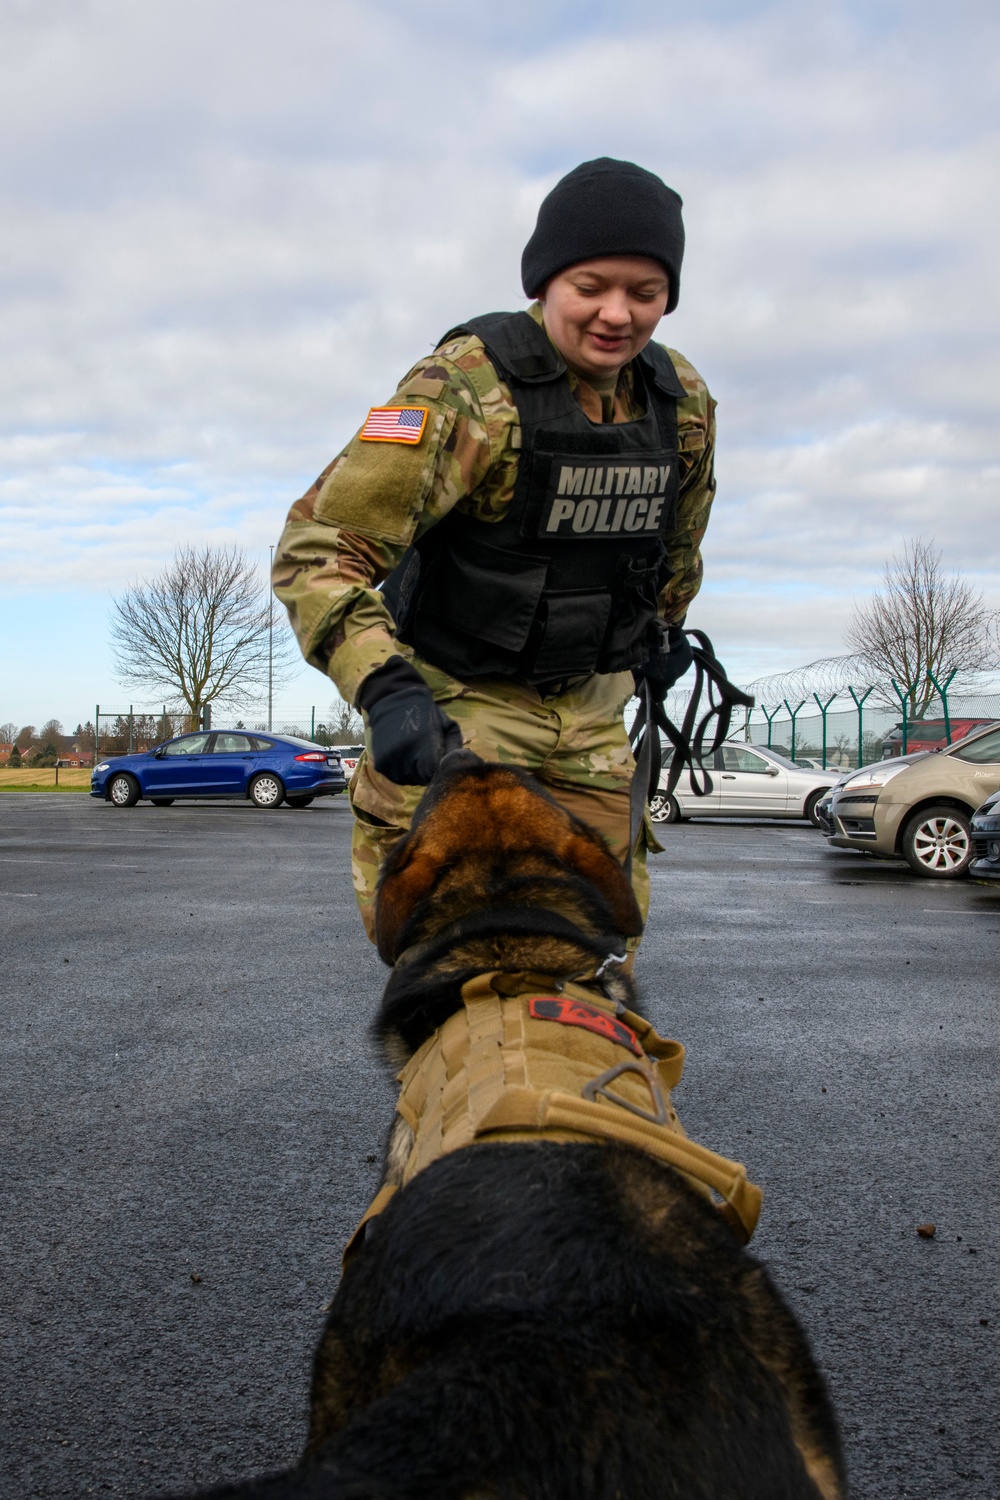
[440,311,567,384]
[442,313,687,403]
[637,339,688,400]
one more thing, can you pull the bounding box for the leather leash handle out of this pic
[626,677,655,876]
[628,631,755,871]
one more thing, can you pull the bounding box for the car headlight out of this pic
[842,763,910,793]
[95,762,110,772]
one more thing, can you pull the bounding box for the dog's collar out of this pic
[391,905,630,978]
[460,968,626,1010]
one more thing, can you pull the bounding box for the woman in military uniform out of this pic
[273,157,717,944]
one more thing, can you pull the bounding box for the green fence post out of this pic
[311,706,316,739]
[95,704,100,764]
[812,693,836,768]
[128,705,134,755]
[761,703,782,748]
[927,669,957,743]
[783,699,807,762]
[889,679,911,753]
[848,686,874,768]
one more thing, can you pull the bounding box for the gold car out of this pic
[824,721,1000,877]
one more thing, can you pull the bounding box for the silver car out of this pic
[650,741,841,825]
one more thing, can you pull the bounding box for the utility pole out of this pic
[268,544,274,732]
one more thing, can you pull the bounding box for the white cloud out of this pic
[1,0,999,722]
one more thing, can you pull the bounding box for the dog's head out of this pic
[374,751,643,965]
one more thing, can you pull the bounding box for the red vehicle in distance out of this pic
[882,718,997,757]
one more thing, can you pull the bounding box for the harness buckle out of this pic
[581,1059,671,1127]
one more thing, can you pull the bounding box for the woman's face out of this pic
[538,256,670,380]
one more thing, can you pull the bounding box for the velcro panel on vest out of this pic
[314,406,457,546]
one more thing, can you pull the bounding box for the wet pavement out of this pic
[1,793,997,1498]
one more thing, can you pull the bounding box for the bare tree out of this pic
[110,545,295,723]
[328,695,363,745]
[846,538,998,717]
[0,721,17,745]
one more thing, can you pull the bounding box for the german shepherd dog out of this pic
[190,753,845,1500]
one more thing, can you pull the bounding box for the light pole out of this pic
[268,545,274,732]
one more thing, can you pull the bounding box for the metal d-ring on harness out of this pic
[627,629,755,866]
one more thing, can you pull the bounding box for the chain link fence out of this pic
[91,678,1000,774]
[90,702,362,759]
[659,678,1000,771]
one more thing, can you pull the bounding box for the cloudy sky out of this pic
[2,0,998,727]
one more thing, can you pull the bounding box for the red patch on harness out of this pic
[528,997,642,1056]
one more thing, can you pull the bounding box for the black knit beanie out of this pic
[521,157,684,313]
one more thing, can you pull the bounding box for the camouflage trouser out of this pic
[348,654,662,948]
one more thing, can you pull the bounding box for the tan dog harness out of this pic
[347,971,762,1261]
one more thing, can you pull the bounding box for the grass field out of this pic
[0,767,92,792]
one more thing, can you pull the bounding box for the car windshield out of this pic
[951,725,1000,763]
[274,735,331,750]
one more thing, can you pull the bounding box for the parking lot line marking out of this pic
[0,857,147,869]
[922,908,998,916]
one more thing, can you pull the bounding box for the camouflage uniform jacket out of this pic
[273,304,717,705]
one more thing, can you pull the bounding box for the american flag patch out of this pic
[359,406,429,444]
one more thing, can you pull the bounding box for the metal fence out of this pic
[91,678,1000,773]
[91,703,361,760]
[661,678,1000,770]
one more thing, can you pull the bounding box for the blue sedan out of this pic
[91,731,347,809]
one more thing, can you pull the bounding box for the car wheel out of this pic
[151,798,174,806]
[901,804,973,878]
[286,795,315,809]
[804,790,825,827]
[108,773,140,808]
[649,791,682,824]
[249,772,285,809]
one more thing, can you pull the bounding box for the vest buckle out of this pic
[581,1059,670,1127]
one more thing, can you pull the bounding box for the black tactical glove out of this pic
[633,623,693,700]
[357,656,463,786]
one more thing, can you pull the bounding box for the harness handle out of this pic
[628,630,755,868]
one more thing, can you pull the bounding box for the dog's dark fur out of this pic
[179,754,846,1500]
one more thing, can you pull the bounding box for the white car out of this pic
[339,743,365,776]
[650,741,841,826]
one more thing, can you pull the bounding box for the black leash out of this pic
[627,630,755,870]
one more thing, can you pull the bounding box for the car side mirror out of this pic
[766,766,780,777]
[154,748,166,758]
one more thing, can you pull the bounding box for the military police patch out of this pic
[537,453,675,538]
[360,407,429,444]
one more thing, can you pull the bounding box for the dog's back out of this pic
[308,1142,840,1500]
[198,1142,840,1500]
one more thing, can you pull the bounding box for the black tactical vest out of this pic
[387,311,686,683]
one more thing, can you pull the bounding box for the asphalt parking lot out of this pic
[2,792,997,1499]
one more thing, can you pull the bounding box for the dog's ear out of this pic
[554,824,643,938]
[491,773,643,937]
[375,832,441,964]
[375,755,486,962]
